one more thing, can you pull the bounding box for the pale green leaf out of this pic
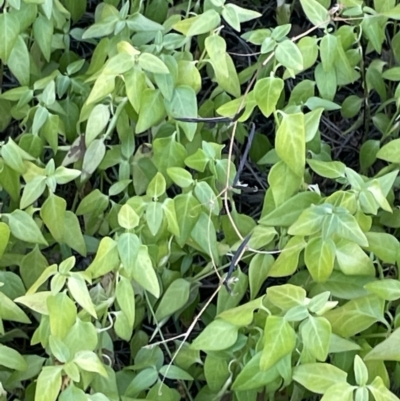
[293,363,347,394]
[190,319,238,351]
[260,316,296,370]
[275,113,305,177]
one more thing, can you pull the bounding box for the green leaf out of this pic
[255,77,284,118]
[87,237,119,279]
[269,162,302,206]
[62,0,87,22]
[324,295,385,337]
[305,107,324,141]
[364,279,400,301]
[185,149,208,172]
[67,274,97,318]
[221,5,240,31]
[85,104,110,147]
[118,204,140,229]
[64,318,98,355]
[305,237,335,282]
[0,222,10,259]
[162,198,180,237]
[76,189,108,216]
[335,240,375,276]
[269,236,306,277]
[223,4,261,27]
[353,355,368,386]
[173,10,220,36]
[205,35,228,77]
[218,296,263,327]
[275,113,305,177]
[124,367,158,397]
[74,350,107,377]
[260,192,321,227]
[213,53,241,97]
[147,172,166,199]
[301,316,331,361]
[216,268,248,315]
[300,0,330,27]
[20,176,47,209]
[116,276,135,327]
[204,355,229,391]
[293,363,347,394]
[232,352,279,391]
[49,335,70,363]
[155,278,191,321]
[159,364,194,381]
[126,13,164,31]
[320,383,354,401]
[1,139,26,174]
[132,245,160,298]
[365,328,400,361]
[275,40,304,71]
[190,319,238,351]
[335,213,368,247]
[86,74,115,105]
[118,233,141,278]
[377,138,400,163]
[62,211,87,256]
[136,89,166,134]
[47,292,76,339]
[82,139,106,181]
[174,193,201,247]
[53,166,81,184]
[35,366,63,401]
[249,254,274,299]
[8,35,30,86]
[319,34,337,73]
[167,167,193,188]
[146,202,163,236]
[125,66,146,113]
[0,292,30,324]
[307,159,346,179]
[7,210,48,245]
[267,284,306,311]
[153,134,187,182]
[0,344,27,370]
[82,19,118,39]
[0,12,19,62]
[40,194,66,242]
[368,376,399,401]
[15,291,51,315]
[260,316,296,370]
[32,13,53,61]
[138,52,169,74]
[168,85,198,141]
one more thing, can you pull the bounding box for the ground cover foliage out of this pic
[2,0,400,400]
